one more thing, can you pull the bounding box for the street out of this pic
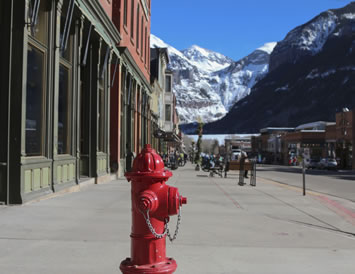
[256,165,355,202]
[0,163,354,274]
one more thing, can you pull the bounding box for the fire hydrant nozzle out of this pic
[120,144,187,274]
[138,190,158,213]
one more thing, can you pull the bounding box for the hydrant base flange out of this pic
[120,257,177,274]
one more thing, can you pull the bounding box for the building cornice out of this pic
[78,0,121,44]
[118,47,152,93]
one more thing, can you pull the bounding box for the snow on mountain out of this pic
[150,34,276,124]
[181,45,233,73]
[285,11,337,54]
[269,4,355,71]
[257,42,278,54]
[203,2,355,134]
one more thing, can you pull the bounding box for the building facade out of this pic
[252,110,355,169]
[110,0,152,176]
[150,47,169,152]
[0,0,160,204]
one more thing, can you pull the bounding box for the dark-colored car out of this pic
[306,159,319,169]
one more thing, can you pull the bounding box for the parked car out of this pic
[306,159,319,169]
[318,158,338,170]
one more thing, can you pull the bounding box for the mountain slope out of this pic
[150,35,276,124]
[203,2,355,134]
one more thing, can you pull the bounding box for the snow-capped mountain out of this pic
[181,45,233,73]
[202,2,355,134]
[150,35,276,124]
[270,4,355,71]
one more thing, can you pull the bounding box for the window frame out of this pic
[58,54,73,156]
[123,0,128,26]
[130,0,134,39]
[165,104,171,122]
[136,4,140,50]
[165,75,171,92]
[25,39,48,157]
[24,1,50,158]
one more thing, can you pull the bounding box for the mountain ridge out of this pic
[201,2,355,134]
[150,35,276,124]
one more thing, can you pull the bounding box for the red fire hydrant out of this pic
[120,144,187,274]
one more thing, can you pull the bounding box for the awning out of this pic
[164,132,181,144]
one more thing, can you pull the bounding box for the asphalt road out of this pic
[256,165,355,202]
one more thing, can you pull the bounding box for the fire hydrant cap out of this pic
[125,144,172,180]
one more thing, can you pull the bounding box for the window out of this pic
[141,17,143,55]
[165,75,171,92]
[26,45,46,156]
[58,63,72,154]
[58,3,74,155]
[98,76,106,152]
[136,4,140,50]
[165,104,171,122]
[130,0,134,39]
[123,0,128,26]
[120,69,126,159]
[29,0,48,45]
[148,37,150,70]
[25,1,48,156]
[144,27,147,64]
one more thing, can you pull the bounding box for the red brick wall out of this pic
[336,111,353,141]
[100,0,113,19]
[112,0,151,82]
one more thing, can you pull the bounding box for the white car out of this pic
[318,158,338,170]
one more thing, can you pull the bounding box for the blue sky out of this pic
[151,0,353,60]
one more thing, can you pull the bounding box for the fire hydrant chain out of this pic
[141,206,182,242]
[142,209,167,239]
[165,207,181,242]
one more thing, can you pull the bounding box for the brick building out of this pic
[0,0,179,204]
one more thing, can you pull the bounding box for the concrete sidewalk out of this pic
[0,163,354,274]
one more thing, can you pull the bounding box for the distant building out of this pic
[251,111,355,169]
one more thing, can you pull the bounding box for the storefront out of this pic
[0,0,120,204]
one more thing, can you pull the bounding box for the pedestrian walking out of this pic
[241,151,249,178]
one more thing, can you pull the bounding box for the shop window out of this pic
[120,70,126,159]
[25,45,46,156]
[25,1,48,156]
[29,0,48,45]
[98,73,106,152]
[165,104,171,122]
[58,64,72,154]
[58,3,74,155]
